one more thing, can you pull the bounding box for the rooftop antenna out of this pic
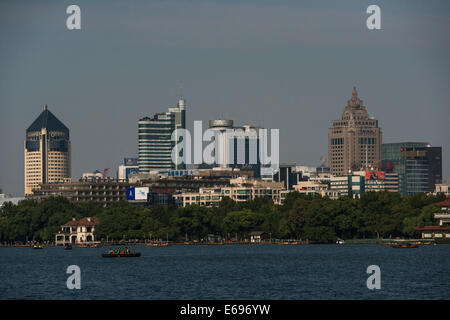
[178,81,185,109]
[179,80,183,100]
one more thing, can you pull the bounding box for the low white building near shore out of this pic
[55,217,100,245]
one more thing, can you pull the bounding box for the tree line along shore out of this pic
[0,192,446,244]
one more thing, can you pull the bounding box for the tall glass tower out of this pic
[381,142,442,195]
[24,106,71,195]
[138,97,186,173]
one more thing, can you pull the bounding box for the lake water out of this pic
[0,244,448,299]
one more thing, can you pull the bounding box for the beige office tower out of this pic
[24,106,71,195]
[328,88,382,176]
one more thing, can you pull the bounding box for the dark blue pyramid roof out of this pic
[27,106,69,136]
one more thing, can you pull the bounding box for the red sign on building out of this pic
[365,171,385,180]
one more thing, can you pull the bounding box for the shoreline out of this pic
[1,238,447,247]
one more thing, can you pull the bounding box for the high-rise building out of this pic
[138,97,186,173]
[24,105,71,195]
[168,97,186,170]
[381,142,442,195]
[206,120,264,177]
[328,87,382,175]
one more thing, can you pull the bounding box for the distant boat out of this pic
[32,244,43,249]
[75,243,100,248]
[101,252,141,258]
[336,239,345,245]
[64,244,72,250]
[391,243,419,248]
[147,242,170,247]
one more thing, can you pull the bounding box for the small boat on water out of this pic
[147,242,170,247]
[64,244,72,250]
[101,252,141,258]
[32,244,44,249]
[76,243,100,248]
[391,243,420,248]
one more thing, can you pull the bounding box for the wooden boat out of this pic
[64,244,72,250]
[391,243,419,248]
[76,243,100,248]
[147,242,170,247]
[101,252,141,258]
[278,241,300,245]
[32,245,44,249]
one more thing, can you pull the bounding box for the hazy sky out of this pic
[1,0,449,196]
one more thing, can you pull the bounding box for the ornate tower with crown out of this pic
[328,87,382,175]
[24,106,71,195]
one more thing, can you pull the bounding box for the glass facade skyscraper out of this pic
[381,142,442,195]
[138,98,186,173]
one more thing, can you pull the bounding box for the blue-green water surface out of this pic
[0,244,448,299]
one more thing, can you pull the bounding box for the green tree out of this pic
[223,209,258,239]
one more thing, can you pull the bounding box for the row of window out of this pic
[335,120,375,126]
[332,153,344,157]
[138,128,174,133]
[360,137,377,144]
[360,152,375,155]
[182,194,283,202]
[331,138,344,145]
[139,135,172,140]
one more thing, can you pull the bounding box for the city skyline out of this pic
[12,87,446,197]
[1,0,450,196]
